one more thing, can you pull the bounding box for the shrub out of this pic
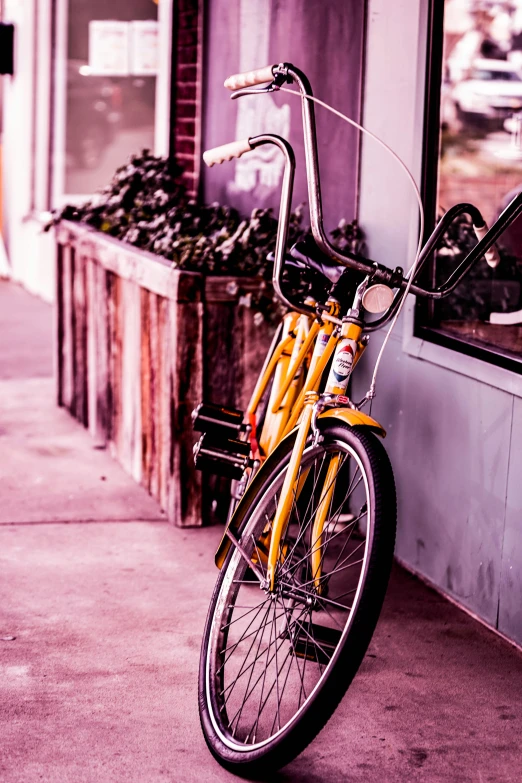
[49,150,363,319]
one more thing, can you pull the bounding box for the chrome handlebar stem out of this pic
[249,134,315,317]
[282,65,379,278]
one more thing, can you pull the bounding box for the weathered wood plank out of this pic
[157,296,170,513]
[107,272,122,457]
[60,244,74,411]
[200,300,238,526]
[148,292,160,500]
[55,221,201,302]
[204,275,263,302]
[201,280,275,525]
[237,305,276,413]
[203,275,274,409]
[119,279,142,484]
[140,289,152,489]
[56,243,65,407]
[71,247,88,426]
[167,297,204,527]
[86,259,110,447]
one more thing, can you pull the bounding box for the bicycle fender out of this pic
[214,408,385,570]
[317,408,386,437]
[214,435,296,570]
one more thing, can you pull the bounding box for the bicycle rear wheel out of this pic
[199,421,396,777]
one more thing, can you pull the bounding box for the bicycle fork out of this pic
[266,319,364,592]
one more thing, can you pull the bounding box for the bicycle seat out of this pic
[267,237,345,288]
[268,236,365,306]
[289,236,345,285]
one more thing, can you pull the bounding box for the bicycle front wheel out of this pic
[199,421,396,777]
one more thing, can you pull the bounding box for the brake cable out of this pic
[279,86,425,402]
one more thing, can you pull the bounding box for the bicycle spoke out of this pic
[225,602,273,729]
[220,607,273,693]
[250,634,302,740]
[283,506,363,585]
[223,602,309,701]
[219,598,270,656]
[290,538,366,593]
[281,454,355,581]
[220,594,273,632]
[313,599,345,631]
[271,597,282,732]
[278,580,354,613]
[293,614,331,668]
[268,640,297,735]
[251,534,268,581]
[333,586,358,602]
[219,605,287,675]
[249,601,276,743]
[331,538,367,574]
[277,594,309,705]
[283,452,328,566]
[235,600,275,739]
[227,602,311,735]
[239,598,310,738]
[327,502,366,575]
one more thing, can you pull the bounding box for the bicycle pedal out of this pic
[192,401,246,438]
[292,622,341,665]
[193,432,254,480]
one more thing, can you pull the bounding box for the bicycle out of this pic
[191,62,522,776]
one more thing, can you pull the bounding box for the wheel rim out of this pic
[205,436,374,752]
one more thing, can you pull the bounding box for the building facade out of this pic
[2,0,522,646]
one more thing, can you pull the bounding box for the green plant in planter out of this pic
[48,150,364,320]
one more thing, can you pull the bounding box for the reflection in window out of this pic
[433,0,522,360]
[64,0,157,195]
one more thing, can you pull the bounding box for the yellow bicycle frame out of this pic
[263,319,378,590]
[216,313,386,582]
[246,299,344,456]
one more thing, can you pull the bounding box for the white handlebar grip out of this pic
[473,223,501,268]
[203,139,253,167]
[224,65,275,91]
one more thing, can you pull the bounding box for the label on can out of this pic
[327,338,357,391]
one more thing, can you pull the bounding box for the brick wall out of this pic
[171,0,203,196]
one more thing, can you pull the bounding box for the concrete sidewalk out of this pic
[1,280,522,783]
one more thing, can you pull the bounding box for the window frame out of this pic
[51,0,174,208]
[414,0,522,376]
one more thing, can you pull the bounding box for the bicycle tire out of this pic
[198,420,397,777]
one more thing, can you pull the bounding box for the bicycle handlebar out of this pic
[217,61,522,327]
[224,65,276,91]
[203,138,253,167]
[473,222,500,268]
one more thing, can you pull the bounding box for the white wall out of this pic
[356,0,522,646]
[358,0,429,309]
[2,0,55,302]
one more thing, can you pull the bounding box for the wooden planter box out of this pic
[55,221,274,526]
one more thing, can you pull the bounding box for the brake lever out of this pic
[231,84,278,100]
[230,71,290,100]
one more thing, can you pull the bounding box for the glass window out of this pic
[57,0,158,198]
[421,0,522,368]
